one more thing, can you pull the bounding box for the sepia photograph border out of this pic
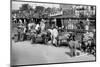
[10,0,96,67]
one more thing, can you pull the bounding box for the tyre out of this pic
[31,36,35,44]
[57,40,61,47]
[14,34,19,42]
[20,33,25,41]
[42,34,47,44]
[44,37,47,44]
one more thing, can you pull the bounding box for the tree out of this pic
[34,6,45,13]
[34,6,45,18]
[45,7,52,13]
[19,4,34,18]
[19,4,33,11]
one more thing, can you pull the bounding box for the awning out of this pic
[49,15,78,19]
[49,15,96,20]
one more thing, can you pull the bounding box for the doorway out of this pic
[56,18,62,27]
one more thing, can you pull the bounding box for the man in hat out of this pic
[68,19,74,29]
[85,19,90,32]
[52,26,58,46]
[40,19,46,32]
[28,21,36,31]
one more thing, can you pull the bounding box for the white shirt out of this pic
[85,25,89,30]
[52,28,58,38]
[35,24,40,30]
[68,23,74,29]
[47,29,58,38]
[40,22,45,31]
[47,28,58,44]
[28,23,35,30]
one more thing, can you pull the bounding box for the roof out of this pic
[49,15,78,19]
[49,15,96,20]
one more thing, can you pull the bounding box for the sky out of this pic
[12,1,60,10]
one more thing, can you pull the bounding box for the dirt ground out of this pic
[11,40,95,65]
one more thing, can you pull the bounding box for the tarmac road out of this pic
[11,41,95,65]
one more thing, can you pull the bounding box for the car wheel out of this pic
[14,34,18,42]
[20,34,24,41]
[31,36,35,44]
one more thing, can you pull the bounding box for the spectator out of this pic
[52,27,58,46]
[40,19,45,32]
[35,23,40,31]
